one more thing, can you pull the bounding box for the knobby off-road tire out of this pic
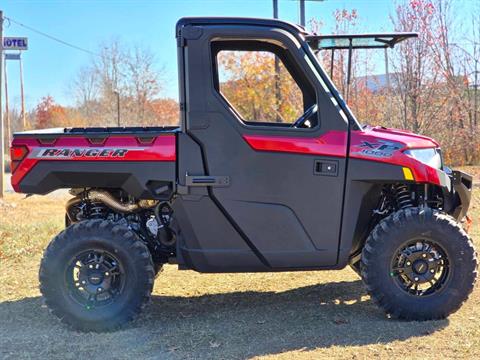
[39,219,155,332]
[361,207,477,320]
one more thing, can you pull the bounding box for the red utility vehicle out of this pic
[10,18,476,331]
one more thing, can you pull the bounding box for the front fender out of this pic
[444,170,473,221]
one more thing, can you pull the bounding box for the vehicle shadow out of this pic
[0,279,448,359]
[147,279,448,357]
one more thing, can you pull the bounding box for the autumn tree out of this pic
[330,9,359,99]
[217,50,303,123]
[310,9,382,122]
[389,0,441,134]
[69,65,100,119]
[388,0,480,164]
[149,98,179,126]
[34,96,67,128]
[429,0,479,164]
[125,45,162,123]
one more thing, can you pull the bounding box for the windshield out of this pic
[302,39,362,130]
[303,32,417,130]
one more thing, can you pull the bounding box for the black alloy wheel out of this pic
[390,239,449,297]
[66,250,125,310]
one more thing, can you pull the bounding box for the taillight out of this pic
[10,145,29,173]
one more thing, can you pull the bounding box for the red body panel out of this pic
[11,125,445,193]
[243,126,442,186]
[11,135,176,192]
[349,127,441,185]
[243,131,348,158]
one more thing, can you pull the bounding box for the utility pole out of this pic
[273,0,278,18]
[297,1,325,28]
[114,90,120,127]
[0,10,5,198]
[19,53,26,129]
[4,53,9,148]
[299,0,306,27]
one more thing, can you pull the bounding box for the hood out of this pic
[362,126,439,150]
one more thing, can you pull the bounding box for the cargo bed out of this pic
[10,127,178,199]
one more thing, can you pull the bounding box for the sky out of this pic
[0,0,474,110]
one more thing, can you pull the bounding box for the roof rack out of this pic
[306,32,418,50]
[306,32,418,102]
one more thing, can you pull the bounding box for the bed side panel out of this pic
[11,134,177,199]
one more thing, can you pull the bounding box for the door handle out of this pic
[314,159,338,177]
[186,174,230,187]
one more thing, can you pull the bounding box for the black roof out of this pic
[176,17,417,51]
[176,17,308,36]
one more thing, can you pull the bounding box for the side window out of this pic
[213,41,317,128]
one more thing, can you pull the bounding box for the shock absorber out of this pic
[394,184,413,209]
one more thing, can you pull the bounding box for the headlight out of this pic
[404,148,442,169]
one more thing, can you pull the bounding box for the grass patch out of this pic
[0,190,479,359]
[0,194,64,261]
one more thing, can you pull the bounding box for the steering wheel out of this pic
[291,104,318,128]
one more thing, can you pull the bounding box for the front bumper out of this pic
[445,170,473,221]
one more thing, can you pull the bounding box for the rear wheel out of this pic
[39,219,155,332]
[361,207,477,320]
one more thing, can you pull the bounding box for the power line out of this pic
[4,15,99,57]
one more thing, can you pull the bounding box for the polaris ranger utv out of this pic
[10,17,476,331]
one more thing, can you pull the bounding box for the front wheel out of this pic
[361,207,477,320]
[39,219,155,332]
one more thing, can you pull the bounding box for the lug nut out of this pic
[81,280,86,285]
[430,269,435,273]
[89,265,93,269]
[97,287,102,292]
[414,277,419,281]
[406,261,411,266]
[105,272,109,276]
[422,254,427,258]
